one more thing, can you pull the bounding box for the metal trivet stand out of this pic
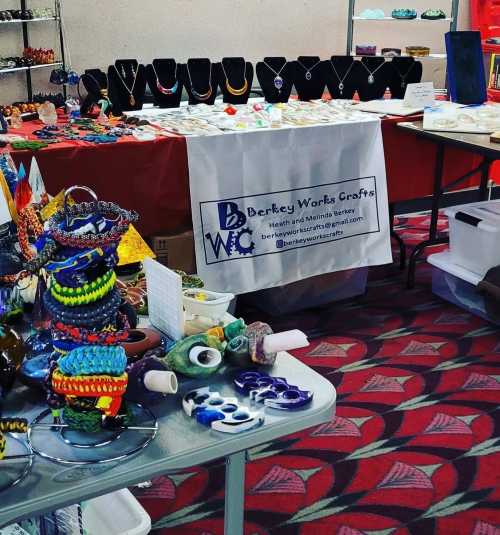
[27,403,158,465]
[0,434,34,492]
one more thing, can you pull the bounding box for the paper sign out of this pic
[404,82,435,108]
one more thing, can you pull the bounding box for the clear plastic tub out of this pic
[428,251,500,325]
[445,200,500,277]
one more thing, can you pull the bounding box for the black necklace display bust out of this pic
[146,58,184,108]
[294,56,326,101]
[256,57,295,103]
[217,57,253,104]
[184,58,218,105]
[325,56,362,100]
[80,68,108,115]
[388,57,423,99]
[357,57,391,101]
[107,59,146,114]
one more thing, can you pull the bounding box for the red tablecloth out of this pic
[6,115,482,237]
[8,119,191,237]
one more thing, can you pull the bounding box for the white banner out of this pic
[187,118,392,294]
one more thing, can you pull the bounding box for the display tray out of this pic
[423,101,500,133]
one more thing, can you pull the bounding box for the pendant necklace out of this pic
[187,61,213,101]
[114,64,139,106]
[329,60,355,96]
[360,60,385,85]
[297,59,321,81]
[394,61,416,89]
[152,62,179,95]
[263,60,287,92]
[221,61,248,96]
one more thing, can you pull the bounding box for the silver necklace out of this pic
[263,60,287,92]
[329,60,355,96]
[394,62,416,89]
[360,60,385,85]
[114,64,138,106]
[297,59,322,81]
[187,61,213,101]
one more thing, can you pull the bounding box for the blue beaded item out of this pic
[234,371,313,410]
[59,345,127,376]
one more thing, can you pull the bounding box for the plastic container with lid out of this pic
[427,251,500,324]
[445,200,500,277]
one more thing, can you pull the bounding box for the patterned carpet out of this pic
[133,213,500,535]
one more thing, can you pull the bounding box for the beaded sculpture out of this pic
[29,186,138,432]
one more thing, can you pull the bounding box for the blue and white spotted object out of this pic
[182,387,264,434]
[234,371,313,410]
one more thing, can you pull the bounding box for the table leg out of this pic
[224,450,247,535]
[479,158,492,201]
[389,203,406,270]
[407,142,445,289]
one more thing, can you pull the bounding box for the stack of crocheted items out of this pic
[39,188,137,432]
[0,418,28,460]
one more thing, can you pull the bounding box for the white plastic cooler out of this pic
[445,200,500,277]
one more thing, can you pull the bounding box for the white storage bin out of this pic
[445,200,500,277]
[428,251,500,325]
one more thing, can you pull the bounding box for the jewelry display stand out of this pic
[146,59,184,108]
[325,56,363,99]
[107,59,146,114]
[0,435,33,492]
[80,69,108,115]
[388,57,423,99]
[184,58,218,105]
[294,56,326,101]
[28,404,158,465]
[217,57,253,104]
[256,57,295,103]
[357,57,391,101]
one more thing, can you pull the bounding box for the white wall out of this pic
[1,0,470,104]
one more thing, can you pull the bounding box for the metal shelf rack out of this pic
[346,0,460,57]
[0,0,66,101]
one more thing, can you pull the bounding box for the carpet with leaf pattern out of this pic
[133,213,500,535]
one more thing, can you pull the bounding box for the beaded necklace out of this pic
[221,61,248,96]
[187,61,213,101]
[151,62,179,95]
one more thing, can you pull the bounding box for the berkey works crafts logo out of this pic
[205,201,255,260]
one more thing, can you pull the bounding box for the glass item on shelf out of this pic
[164,334,223,378]
[19,352,51,390]
[382,48,402,57]
[406,46,431,57]
[66,70,80,86]
[421,9,446,20]
[234,371,313,410]
[391,8,417,19]
[182,386,264,433]
[359,8,385,19]
[356,44,377,56]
